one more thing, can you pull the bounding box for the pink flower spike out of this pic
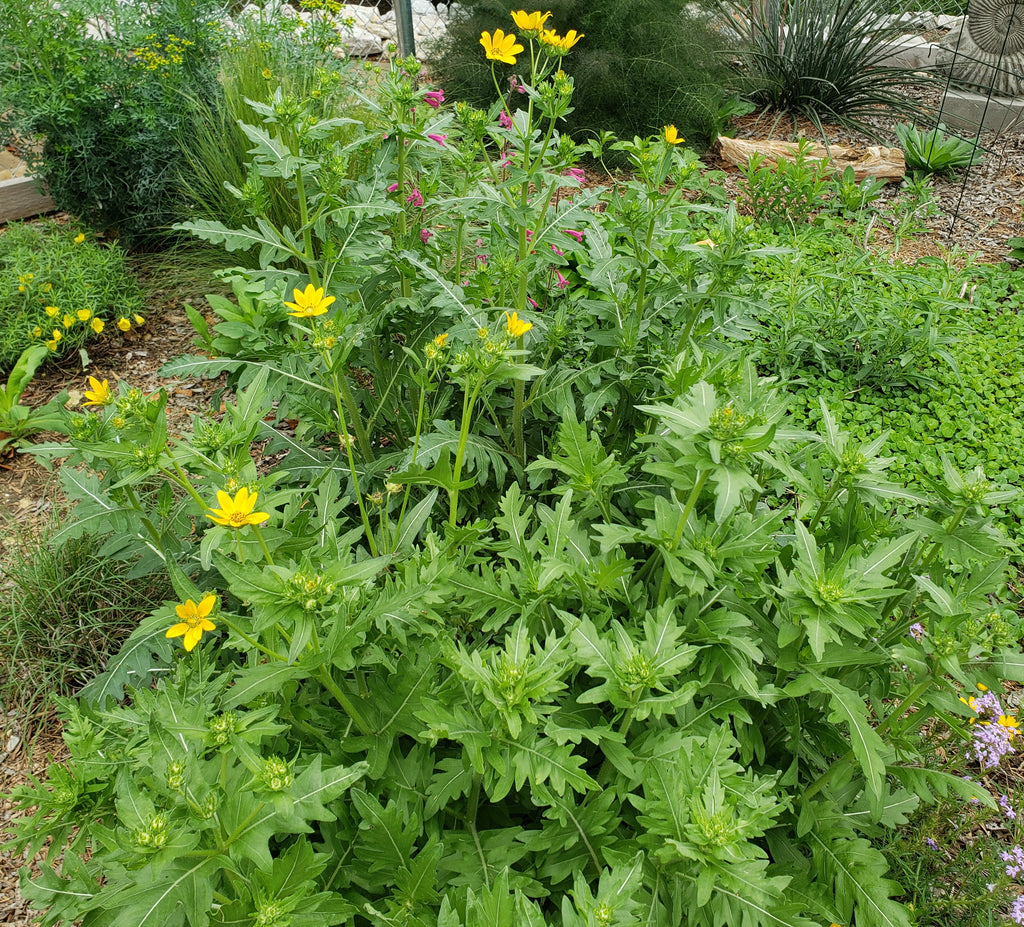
[555,271,569,290]
[424,89,445,108]
[420,229,434,244]
[387,183,400,193]
[564,167,586,183]
[564,229,584,243]
[550,243,564,256]
[427,133,448,147]
[499,110,513,129]
[407,188,424,207]
[527,296,538,308]
[525,229,533,241]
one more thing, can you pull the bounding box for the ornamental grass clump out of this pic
[7,12,1024,927]
[718,0,933,136]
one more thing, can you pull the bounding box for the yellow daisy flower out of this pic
[206,487,270,529]
[82,376,113,408]
[165,594,218,652]
[664,125,684,145]
[480,28,524,64]
[505,311,532,337]
[285,284,336,318]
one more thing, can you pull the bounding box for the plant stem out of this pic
[449,374,484,527]
[317,667,373,736]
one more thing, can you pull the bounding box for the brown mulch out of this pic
[707,84,1024,264]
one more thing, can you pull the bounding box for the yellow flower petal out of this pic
[504,310,532,338]
[480,28,523,65]
[206,487,270,528]
[664,124,684,145]
[285,283,335,318]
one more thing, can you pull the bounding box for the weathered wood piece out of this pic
[0,175,55,223]
[717,137,906,182]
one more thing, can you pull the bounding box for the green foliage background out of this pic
[429,0,737,150]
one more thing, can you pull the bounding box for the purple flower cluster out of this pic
[966,690,1017,769]
[908,622,925,641]
[1012,896,1024,926]
[1001,845,1024,880]
[1002,794,1018,820]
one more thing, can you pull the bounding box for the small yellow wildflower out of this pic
[91,317,105,334]
[77,308,92,322]
[51,329,62,343]
[74,233,86,244]
[262,68,273,78]
[133,314,145,326]
[505,311,532,337]
[165,594,217,652]
[540,27,583,51]
[285,283,336,318]
[978,683,989,691]
[664,125,684,145]
[999,714,1020,737]
[82,376,113,408]
[206,487,270,529]
[695,238,716,249]
[32,326,42,338]
[118,318,131,332]
[45,305,59,317]
[480,28,524,65]
[62,314,75,329]
[510,9,551,33]
[45,338,58,351]
[434,332,449,347]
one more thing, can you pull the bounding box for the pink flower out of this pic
[564,229,584,243]
[555,271,568,289]
[527,296,538,308]
[564,167,585,184]
[387,183,400,193]
[525,229,533,242]
[407,188,424,207]
[499,110,513,129]
[550,243,564,256]
[420,229,434,244]
[424,89,445,108]
[427,133,447,147]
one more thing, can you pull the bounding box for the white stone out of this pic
[339,24,384,56]
[942,88,1024,134]
[411,0,435,14]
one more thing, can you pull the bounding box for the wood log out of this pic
[0,175,55,223]
[717,136,906,182]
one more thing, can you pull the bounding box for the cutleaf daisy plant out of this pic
[476,11,586,462]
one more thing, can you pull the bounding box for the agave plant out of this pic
[718,0,934,136]
[894,122,985,176]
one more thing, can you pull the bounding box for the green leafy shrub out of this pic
[718,0,932,135]
[735,140,832,226]
[747,226,965,388]
[0,0,223,246]
[8,34,1024,927]
[894,122,985,176]
[780,260,1024,544]
[178,4,376,242]
[429,0,737,150]
[0,220,146,371]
